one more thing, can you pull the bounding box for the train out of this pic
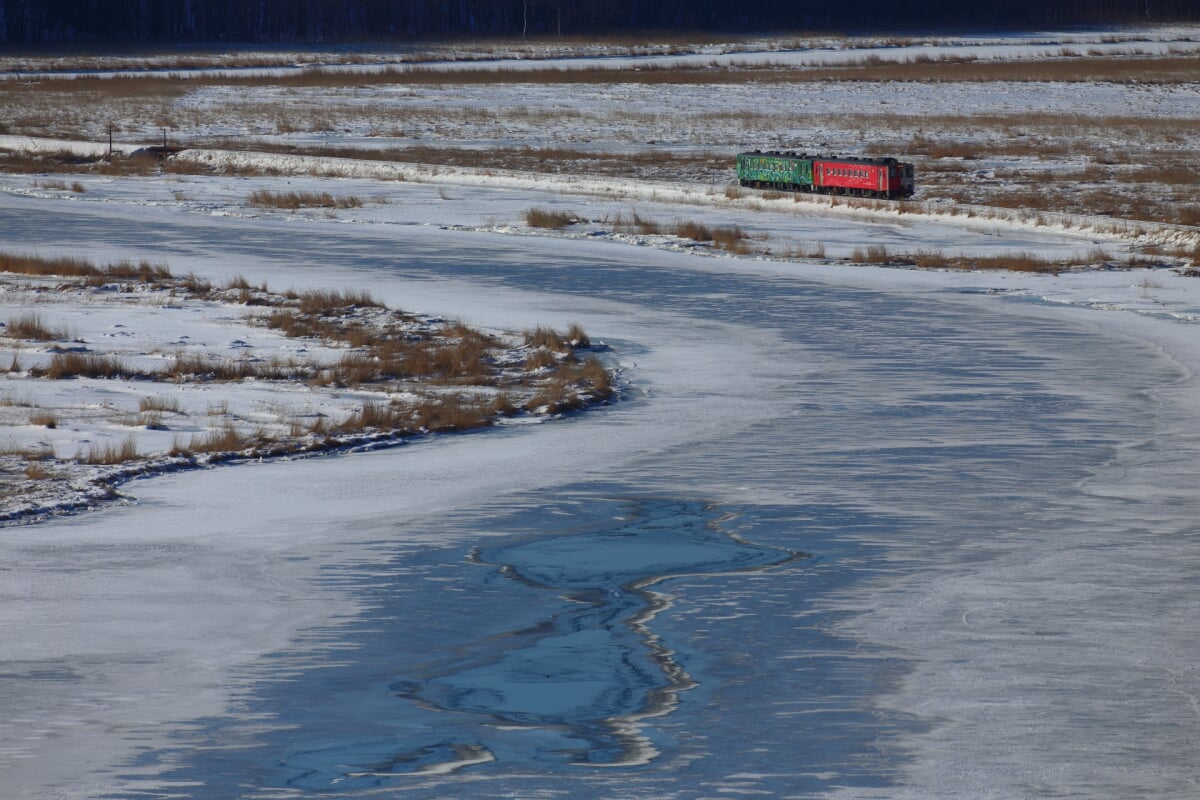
[736,151,915,200]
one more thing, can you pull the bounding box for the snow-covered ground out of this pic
[7,29,1199,230]
[4,27,1199,80]
[1,32,1200,800]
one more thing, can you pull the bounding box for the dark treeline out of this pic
[1,1,1196,45]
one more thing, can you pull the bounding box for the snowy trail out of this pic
[0,182,1198,797]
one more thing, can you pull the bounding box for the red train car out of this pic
[812,157,914,199]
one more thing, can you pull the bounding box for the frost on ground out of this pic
[0,254,612,524]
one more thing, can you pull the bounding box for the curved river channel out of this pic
[1,195,1198,799]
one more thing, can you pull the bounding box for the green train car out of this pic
[735,151,814,189]
[737,150,915,200]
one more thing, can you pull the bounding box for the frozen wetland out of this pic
[1,30,1200,799]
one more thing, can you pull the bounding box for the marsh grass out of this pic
[219,141,727,183]
[139,395,182,413]
[4,313,67,341]
[291,287,382,314]
[334,401,407,433]
[40,352,138,379]
[525,326,572,353]
[611,212,661,235]
[331,395,498,434]
[24,461,56,480]
[5,248,615,479]
[610,213,750,252]
[0,251,106,279]
[0,146,267,179]
[840,246,1155,273]
[410,394,495,432]
[525,207,579,229]
[566,323,590,348]
[524,348,558,370]
[29,411,58,428]
[437,52,1175,85]
[165,353,305,382]
[177,424,247,454]
[524,356,614,413]
[247,189,364,210]
[709,225,751,253]
[79,437,139,465]
[786,242,826,259]
[91,52,1177,88]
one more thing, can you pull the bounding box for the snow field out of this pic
[1,30,1200,799]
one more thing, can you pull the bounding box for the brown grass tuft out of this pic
[139,395,181,413]
[525,326,571,352]
[80,437,139,465]
[566,323,591,348]
[293,287,382,314]
[247,189,363,210]
[334,401,408,433]
[524,348,558,370]
[24,461,57,480]
[182,424,248,454]
[0,251,100,278]
[525,207,579,229]
[5,313,67,341]
[29,410,58,428]
[40,352,136,379]
[411,394,494,432]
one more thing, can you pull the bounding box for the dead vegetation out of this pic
[247,189,364,210]
[78,437,139,466]
[224,142,729,184]
[0,251,616,491]
[605,212,752,253]
[39,352,137,380]
[520,206,753,252]
[0,146,269,179]
[28,411,58,429]
[3,313,68,342]
[841,112,1200,227]
[841,244,1166,273]
[2,42,1197,235]
[16,51,1189,93]
[525,207,579,229]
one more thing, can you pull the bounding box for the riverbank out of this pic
[0,253,614,525]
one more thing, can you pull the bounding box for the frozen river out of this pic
[1,196,1198,798]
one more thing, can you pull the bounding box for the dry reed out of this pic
[4,313,67,341]
[247,189,364,210]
